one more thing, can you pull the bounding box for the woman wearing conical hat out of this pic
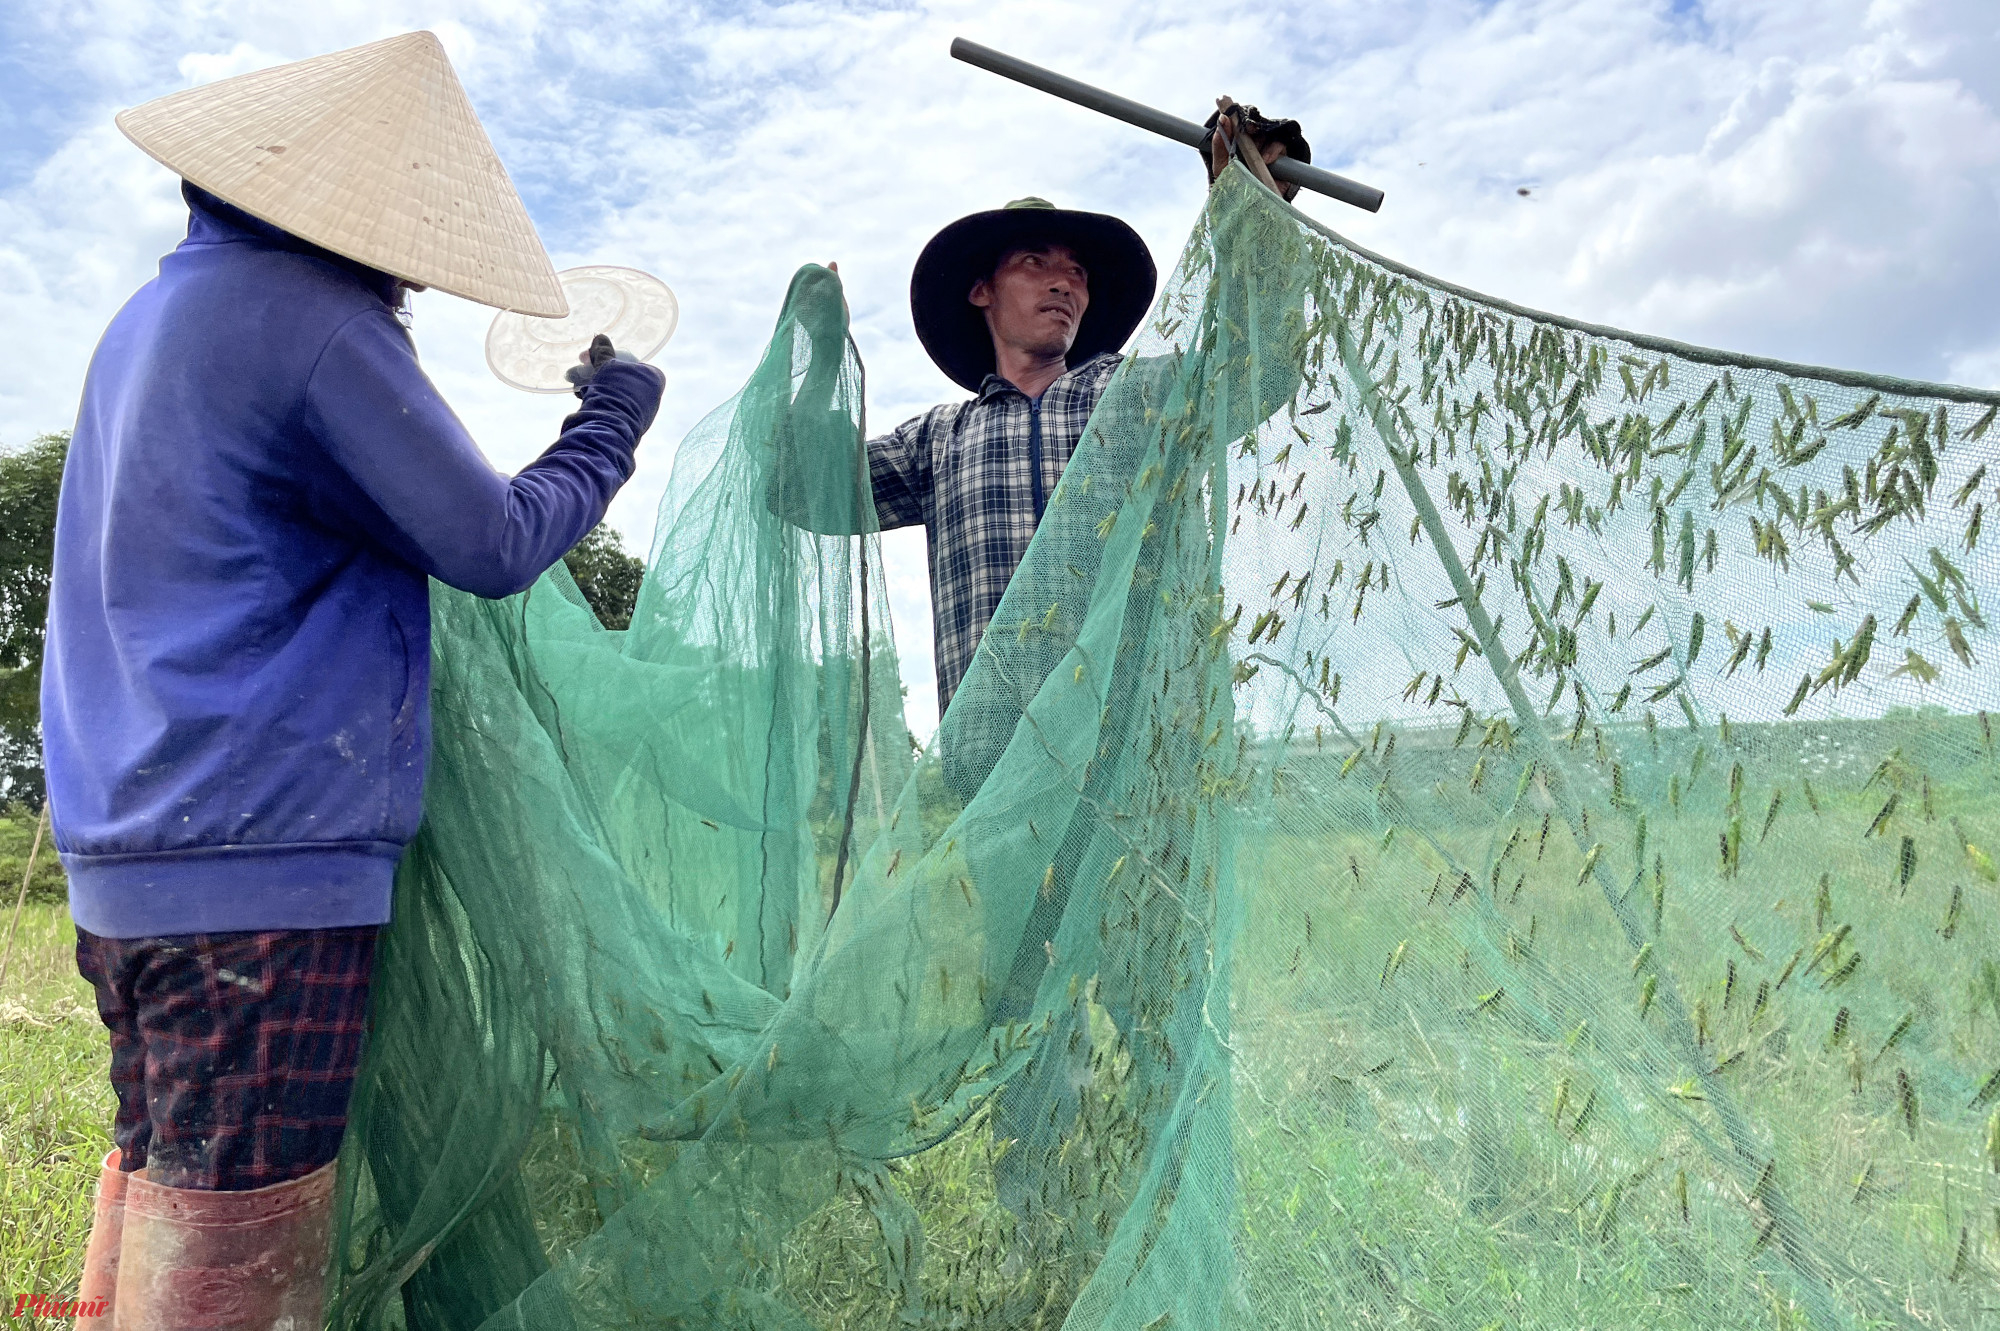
[42,33,664,1327]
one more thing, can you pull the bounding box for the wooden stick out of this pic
[0,802,51,993]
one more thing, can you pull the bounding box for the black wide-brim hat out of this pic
[911,197,1157,393]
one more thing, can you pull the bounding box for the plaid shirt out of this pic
[870,352,1123,713]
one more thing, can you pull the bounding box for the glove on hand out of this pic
[1200,97,1310,202]
[565,333,642,398]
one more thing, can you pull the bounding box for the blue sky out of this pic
[3,0,1997,734]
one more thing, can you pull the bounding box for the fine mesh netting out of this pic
[328,166,2000,1330]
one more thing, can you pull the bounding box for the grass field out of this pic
[479,714,2000,1331]
[8,711,1999,1328]
[1222,709,2000,1330]
[0,900,113,1319]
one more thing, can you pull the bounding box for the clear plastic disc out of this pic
[485,265,679,393]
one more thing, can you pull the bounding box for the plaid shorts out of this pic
[76,925,378,1191]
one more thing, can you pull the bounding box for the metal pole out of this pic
[949,38,1385,214]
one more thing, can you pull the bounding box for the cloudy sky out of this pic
[3,0,1996,735]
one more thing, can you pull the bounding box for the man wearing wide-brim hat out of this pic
[44,32,664,1328]
[840,97,1307,755]
[788,96,1310,1208]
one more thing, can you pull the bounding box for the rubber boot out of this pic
[112,1161,336,1331]
[72,1149,126,1326]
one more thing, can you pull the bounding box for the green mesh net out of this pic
[327,167,2000,1330]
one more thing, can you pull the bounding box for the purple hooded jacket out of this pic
[42,184,662,938]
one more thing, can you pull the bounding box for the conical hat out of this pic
[116,31,566,316]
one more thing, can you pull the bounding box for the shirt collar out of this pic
[971,352,1117,404]
[179,181,405,307]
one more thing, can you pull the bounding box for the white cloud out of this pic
[177,43,293,83]
[4,0,1999,739]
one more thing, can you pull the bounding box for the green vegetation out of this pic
[0,432,66,806]
[485,718,2000,1330]
[6,709,1997,1327]
[517,1002,1142,1330]
[1,804,64,905]
[0,901,113,1308]
[486,706,1997,1329]
[562,523,646,630]
[1223,712,2000,1329]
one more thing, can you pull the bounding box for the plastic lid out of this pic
[485,265,679,393]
